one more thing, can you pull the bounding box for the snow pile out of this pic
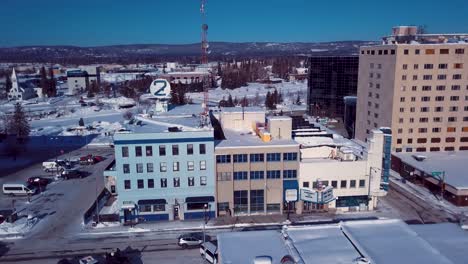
[93,222,121,229]
[30,126,64,136]
[101,97,136,107]
[0,216,39,236]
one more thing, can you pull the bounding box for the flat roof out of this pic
[220,106,265,113]
[287,225,361,263]
[394,151,468,189]
[215,128,298,149]
[341,219,453,264]
[217,230,290,264]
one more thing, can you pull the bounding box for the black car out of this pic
[61,169,83,179]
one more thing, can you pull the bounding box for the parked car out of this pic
[178,232,211,249]
[2,183,36,196]
[79,256,98,264]
[27,177,50,187]
[93,155,105,163]
[200,240,218,264]
[80,155,95,165]
[61,169,83,179]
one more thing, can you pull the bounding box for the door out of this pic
[174,205,180,220]
[123,209,131,222]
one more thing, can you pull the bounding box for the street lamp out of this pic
[203,203,208,249]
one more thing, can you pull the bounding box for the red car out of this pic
[93,155,105,163]
[27,177,50,187]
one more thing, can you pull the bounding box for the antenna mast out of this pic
[201,0,209,114]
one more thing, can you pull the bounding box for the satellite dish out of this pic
[149,79,171,100]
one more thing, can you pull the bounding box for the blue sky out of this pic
[1,0,467,47]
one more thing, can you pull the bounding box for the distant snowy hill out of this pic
[0,41,377,63]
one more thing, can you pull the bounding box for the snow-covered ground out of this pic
[0,215,39,238]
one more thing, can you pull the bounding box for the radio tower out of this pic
[200,0,209,114]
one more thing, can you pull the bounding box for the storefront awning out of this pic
[121,201,136,209]
[185,196,215,203]
[137,199,167,205]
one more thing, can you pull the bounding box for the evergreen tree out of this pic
[272,89,279,105]
[5,74,12,94]
[48,68,57,97]
[170,83,179,105]
[177,82,186,105]
[241,96,249,107]
[233,96,238,106]
[227,94,234,107]
[296,93,301,105]
[78,118,85,127]
[278,91,284,104]
[8,103,30,140]
[217,62,222,76]
[40,67,48,96]
[265,91,272,109]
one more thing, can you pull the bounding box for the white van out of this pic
[2,184,36,196]
[200,241,218,264]
[42,161,63,173]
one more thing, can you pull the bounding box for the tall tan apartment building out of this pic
[356,26,468,152]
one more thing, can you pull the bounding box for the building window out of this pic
[173,177,180,187]
[431,137,441,143]
[450,96,459,101]
[283,170,297,179]
[161,178,167,188]
[187,161,194,171]
[187,144,193,155]
[435,96,444,101]
[234,171,248,180]
[404,49,409,55]
[160,162,167,172]
[453,74,462,80]
[123,164,130,174]
[452,85,461,91]
[140,205,152,212]
[233,154,248,163]
[340,180,347,188]
[350,180,356,188]
[402,75,407,80]
[159,145,166,156]
[424,64,433,69]
[250,190,264,213]
[266,153,281,162]
[200,176,207,186]
[418,128,427,133]
[408,138,413,144]
[397,139,402,144]
[446,137,456,142]
[216,155,231,163]
[303,182,310,188]
[147,163,154,173]
[423,75,432,80]
[283,152,298,161]
[420,107,429,112]
[200,160,206,170]
[250,171,265,180]
[137,179,144,189]
[400,97,405,102]
[448,117,457,122]
[439,48,449,54]
[436,85,446,91]
[266,170,281,179]
[450,106,458,112]
[172,145,179,155]
[173,162,179,171]
[422,86,431,91]
[417,138,427,143]
[359,180,365,188]
[188,177,194,186]
[402,64,408,70]
[331,181,338,188]
[419,117,428,123]
[432,128,441,133]
[438,63,448,69]
[250,153,265,162]
[454,63,464,69]
[455,48,465,54]
[412,75,418,80]
[146,146,152,156]
[136,163,143,173]
[124,180,131,189]
[217,172,232,181]
[148,179,154,188]
[122,146,129,157]
[135,146,142,157]
[421,96,430,102]
[425,49,435,55]
[435,107,443,112]
[433,117,442,122]
[414,64,419,69]
[234,190,248,214]
[199,143,206,154]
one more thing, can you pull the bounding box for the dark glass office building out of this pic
[307,56,359,118]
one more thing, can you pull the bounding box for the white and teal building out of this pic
[113,128,216,222]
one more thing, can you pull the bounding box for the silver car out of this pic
[177,232,211,249]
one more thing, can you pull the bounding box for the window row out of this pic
[401,74,462,81]
[402,63,464,70]
[403,48,465,55]
[218,169,298,181]
[396,136,468,145]
[124,176,207,190]
[122,161,206,174]
[216,152,298,164]
[121,143,207,158]
[396,146,468,152]
[302,179,365,189]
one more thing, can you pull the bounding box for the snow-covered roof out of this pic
[217,230,291,264]
[394,151,468,189]
[220,106,264,113]
[216,128,298,149]
[287,225,361,263]
[341,219,453,264]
